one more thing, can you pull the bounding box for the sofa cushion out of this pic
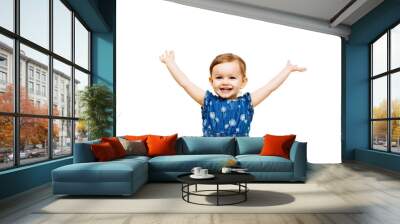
[146,134,178,157]
[91,142,118,161]
[124,135,149,141]
[118,138,147,156]
[236,155,293,172]
[148,154,235,172]
[101,137,127,158]
[116,155,150,163]
[235,137,263,155]
[178,136,236,155]
[260,134,296,159]
[52,159,147,183]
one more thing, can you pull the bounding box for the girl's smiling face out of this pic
[209,61,247,99]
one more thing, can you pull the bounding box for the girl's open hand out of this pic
[159,50,175,64]
[286,60,306,72]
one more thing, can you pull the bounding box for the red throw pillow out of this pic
[91,142,117,161]
[124,135,149,141]
[101,137,127,158]
[259,134,296,159]
[146,134,178,157]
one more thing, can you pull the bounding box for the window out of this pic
[0,71,6,85]
[0,34,13,113]
[0,55,6,67]
[36,83,40,95]
[29,67,34,80]
[41,73,46,82]
[0,0,91,170]
[75,18,89,69]
[0,0,13,32]
[28,81,34,94]
[42,85,46,97]
[35,70,40,81]
[0,116,13,170]
[53,0,72,60]
[0,54,8,89]
[53,119,72,158]
[20,0,49,49]
[371,23,400,154]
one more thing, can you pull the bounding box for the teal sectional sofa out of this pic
[52,136,307,196]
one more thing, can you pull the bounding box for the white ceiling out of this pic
[165,0,384,39]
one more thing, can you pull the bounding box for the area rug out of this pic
[37,183,362,214]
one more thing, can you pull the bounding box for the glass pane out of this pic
[391,120,400,153]
[391,24,400,70]
[53,119,72,157]
[74,69,89,118]
[0,34,14,112]
[75,17,89,69]
[0,116,13,170]
[20,44,49,115]
[391,72,400,117]
[20,0,49,49]
[20,117,49,165]
[75,120,88,143]
[372,33,387,76]
[372,121,387,151]
[372,77,387,119]
[0,0,13,31]
[53,59,72,117]
[53,0,72,60]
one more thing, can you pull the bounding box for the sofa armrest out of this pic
[73,140,100,163]
[289,141,307,181]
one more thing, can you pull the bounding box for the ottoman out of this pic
[52,158,148,196]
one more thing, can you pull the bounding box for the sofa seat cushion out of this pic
[177,137,236,155]
[53,159,147,183]
[149,154,235,172]
[117,155,150,162]
[236,155,293,172]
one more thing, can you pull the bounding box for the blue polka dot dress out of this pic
[201,90,254,137]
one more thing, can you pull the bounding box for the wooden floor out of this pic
[1,162,400,224]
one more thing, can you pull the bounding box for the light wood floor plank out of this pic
[1,162,400,224]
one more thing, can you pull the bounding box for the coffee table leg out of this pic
[217,184,219,206]
[245,183,247,201]
[195,184,197,192]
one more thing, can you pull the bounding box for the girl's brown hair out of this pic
[209,53,246,77]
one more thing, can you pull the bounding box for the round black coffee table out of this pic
[177,173,255,206]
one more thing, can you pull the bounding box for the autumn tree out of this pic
[0,84,60,151]
[372,99,400,143]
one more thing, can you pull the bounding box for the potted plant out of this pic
[79,84,114,140]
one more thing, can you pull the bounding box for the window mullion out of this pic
[388,30,391,152]
[13,0,20,166]
[71,10,76,155]
[49,0,54,160]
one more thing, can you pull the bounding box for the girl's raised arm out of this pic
[251,61,306,107]
[160,50,205,106]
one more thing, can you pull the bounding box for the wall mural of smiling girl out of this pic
[117,0,341,163]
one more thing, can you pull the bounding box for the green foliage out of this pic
[79,84,114,140]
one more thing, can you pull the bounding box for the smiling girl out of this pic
[160,51,306,137]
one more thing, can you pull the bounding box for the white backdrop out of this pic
[116,0,341,163]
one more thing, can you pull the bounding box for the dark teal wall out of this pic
[91,0,116,135]
[0,0,116,200]
[0,158,72,199]
[91,32,115,135]
[344,0,400,171]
